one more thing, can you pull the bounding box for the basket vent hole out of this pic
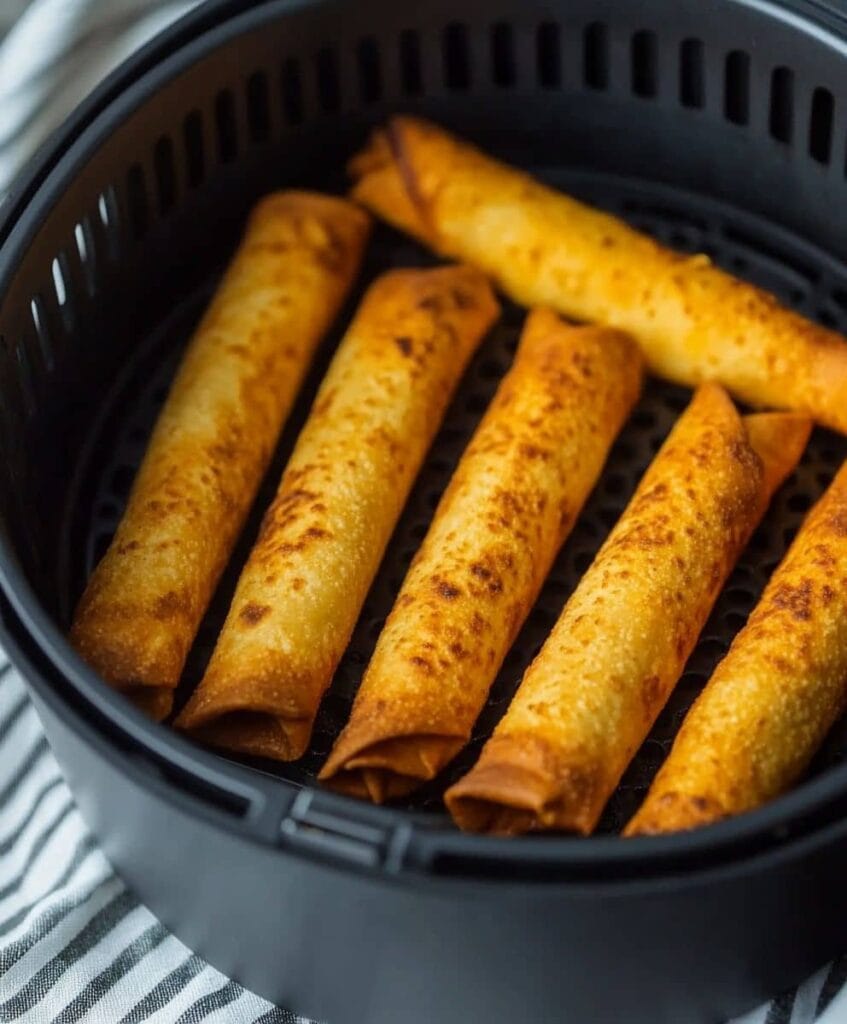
[725,606,745,630]
[809,86,833,164]
[536,22,560,89]
[126,164,148,241]
[73,221,96,296]
[246,71,271,142]
[215,89,238,163]
[154,136,176,215]
[183,111,205,188]
[478,357,504,380]
[51,257,67,308]
[491,22,516,87]
[769,66,793,143]
[724,50,750,125]
[583,22,609,91]
[357,37,382,104]
[465,393,488,415]
[679,38,704,109]
[787,491,812,513]
[30,296,54,372]
[399,29,423,95]
[73,222,88,266]
[817,307,838,328]
[444,22,471,91]
[631,30,658,98]
[315,47,341,113]
[281,58,304,125]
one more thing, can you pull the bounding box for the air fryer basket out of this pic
[5,1,847,1021]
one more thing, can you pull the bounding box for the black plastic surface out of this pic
[4,0,847,1021]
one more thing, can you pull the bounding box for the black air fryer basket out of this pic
[5,1,847,1021]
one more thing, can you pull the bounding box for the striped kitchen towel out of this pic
[1,1,847,1022]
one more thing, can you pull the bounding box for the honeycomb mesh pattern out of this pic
[80,171,847,834]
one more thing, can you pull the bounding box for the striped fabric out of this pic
[0,653,309,1022]
[1,1,847,1021]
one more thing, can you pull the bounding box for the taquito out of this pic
[350,116,847,433]
[445,385,811,835]
[70,192,370,719]
[176,265,499,759]
[626,461,847,836]
[320,310,643,802]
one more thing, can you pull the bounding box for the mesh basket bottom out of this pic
[71,169,847,834]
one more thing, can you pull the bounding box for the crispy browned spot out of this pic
[240,602,271,625]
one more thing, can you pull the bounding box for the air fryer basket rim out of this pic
[3,0,847,879]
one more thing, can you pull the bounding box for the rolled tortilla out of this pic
[70,192,370,719]
[350,116,847,434]
[626,460,847,836]
[175,265,499,760]
[445,385,811,835]
[319,310,643,802]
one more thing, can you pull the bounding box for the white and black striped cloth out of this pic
[1,1,847,1021]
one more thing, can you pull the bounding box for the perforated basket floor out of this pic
[72,169,847,834]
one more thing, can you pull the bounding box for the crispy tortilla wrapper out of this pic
[175,266,499,759]
[319,310,643,801]
[626,460,847,836]
[445,385,811,835]
[349,116,847,433]
[70,192,370,719]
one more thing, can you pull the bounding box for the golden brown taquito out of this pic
[319,310,643,802]
[626,460,847,836]
[350,116,847,433]
[70,192,370,719]
[445,385,811,835]
[176,265,499,759]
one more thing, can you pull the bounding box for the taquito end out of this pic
[445,735,598,836]
[743,411,812,503]
[174,702,313,761]
[319,734,466,803]
[347,127,434,246]
[623,790,728,836]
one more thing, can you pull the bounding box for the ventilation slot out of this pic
[584,22,609,90]
[126,164,148,240]
[679,38,704,108]
[768,67,793,143]
[631,30,658,98]
[809,87,833,164]
[51,256,67,310]
[724,50,750,125]
[74,220,97,297]
[282,58,304,124]
[491,22,516,87]
[536,22,561,89]
[215,89,238,162]
[444,22,471,90]
[30,296,54,372]
[399,30,423,95]
[154,136,176,215]
[357,37,382,104]
[246,71,271,141]
[183,111,205,188]
[315,47,341,113]
[96,186,120,260]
